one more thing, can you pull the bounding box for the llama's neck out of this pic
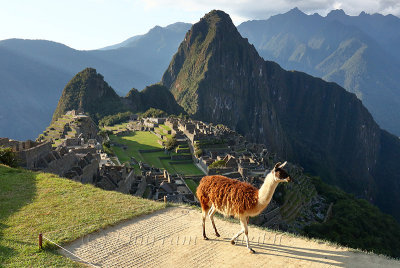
[258,172,279,207]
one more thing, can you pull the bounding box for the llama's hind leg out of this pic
[208,205,220,237]
[202,208,210,240]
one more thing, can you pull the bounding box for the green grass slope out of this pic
[110,131,203,176]
[0,164,165,267]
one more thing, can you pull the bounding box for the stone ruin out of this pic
[0,138,52,169]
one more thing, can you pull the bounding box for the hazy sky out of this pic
[1,0,399,50]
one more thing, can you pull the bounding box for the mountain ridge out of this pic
[237,8,400,136]
[162,9,400,220]
[0,23,189,140]
[52,68,184,124]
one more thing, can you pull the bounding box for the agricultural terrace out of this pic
[109,131,204,176]
[103,122,129,132]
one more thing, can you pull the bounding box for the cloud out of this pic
[140,0,400,23]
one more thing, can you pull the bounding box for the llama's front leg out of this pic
[208,205,220,237]
[242,217,255,253]
[230,228,244,245]
[230,218,245,245]
[202,209,209,240]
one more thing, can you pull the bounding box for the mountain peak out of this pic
[286,7,306,16]
[162,9,255,115]
[52,68,124,123]
[327,9,347,18]
[195,9,236,34]
[202,9,232,22]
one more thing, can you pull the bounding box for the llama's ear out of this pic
[279,161,287,168]
[274,162,281,170]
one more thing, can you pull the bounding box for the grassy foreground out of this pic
[0,164,166,267]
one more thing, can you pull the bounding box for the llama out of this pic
[196,161,291,253]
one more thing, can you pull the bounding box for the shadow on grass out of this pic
[0,165,37,264]
[110,132,163,163]
[111,132,203,177]
[111,132,162,151]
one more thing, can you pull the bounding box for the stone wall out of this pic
[0,138,9,146]
[170,154,192,160]
[44,152,79,175]
[138,149,164,153]
[69,147,97,154]
[17,142,52,168]
[208,167,235,175]
[80,156,100,184]
[116,170,136,194]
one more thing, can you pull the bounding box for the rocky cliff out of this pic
[162,10,400,220]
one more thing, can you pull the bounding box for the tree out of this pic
[165,136,177,151]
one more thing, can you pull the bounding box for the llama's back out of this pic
[197,175,258,217]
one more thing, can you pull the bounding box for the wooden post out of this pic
[39,233,43,249]
[164,196,167,203]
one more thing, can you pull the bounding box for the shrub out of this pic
[194,149,203,158]
[209,160,226,169]
[103,140,111,148]
[0,147,18,167]
[102,143,114,156]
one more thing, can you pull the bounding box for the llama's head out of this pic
[272,161,291,183]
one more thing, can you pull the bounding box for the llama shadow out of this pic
[205,236,352,267]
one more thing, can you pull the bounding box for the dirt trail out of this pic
[62,207,399,267]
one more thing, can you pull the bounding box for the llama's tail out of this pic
[197,178,210,212]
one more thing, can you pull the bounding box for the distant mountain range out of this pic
[1,8,400,140]
[0,23,190,140]
[0,46,71,140]
[162,10,400,221]
[238,8,400,136]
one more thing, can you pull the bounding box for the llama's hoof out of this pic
[248,248,255,254]
[230,240,235,245]
[215,233,220,237]
[203,236,209,240]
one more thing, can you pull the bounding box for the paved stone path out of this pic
[62,207,400,267]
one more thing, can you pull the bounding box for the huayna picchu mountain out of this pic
[52,68,125,123]
[53,68,184,123]
[162,10,400,221]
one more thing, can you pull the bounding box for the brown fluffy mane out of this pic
[197,175,258,217]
